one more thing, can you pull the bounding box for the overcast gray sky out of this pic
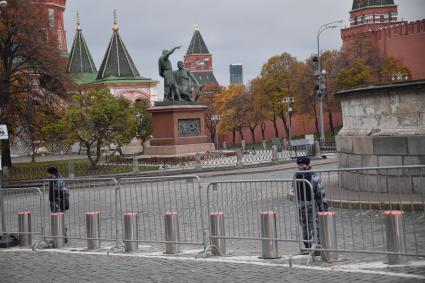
[64,0,425,95]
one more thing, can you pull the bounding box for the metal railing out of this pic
[41,178,120,247]
[206,179,316,255]
[118,176,206,250]
[0,187,44,243]
[293,165,425,258]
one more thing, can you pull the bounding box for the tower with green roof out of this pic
[67,11,159,104]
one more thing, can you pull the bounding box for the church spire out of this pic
[67,14,97,74]
[96,10,140,80]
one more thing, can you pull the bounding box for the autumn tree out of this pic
[0,0,72,167]
[336,58,372,90]
[214,85,248,145]
[258,53,300,139]
[134,99,153,153]
[43,89,138,168]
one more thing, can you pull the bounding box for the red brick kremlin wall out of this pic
[216,112,342,145]
[342,19,425,80]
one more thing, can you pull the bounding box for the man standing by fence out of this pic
[295,156,326,254]
[47,167,69,243]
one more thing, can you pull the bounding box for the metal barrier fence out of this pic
[41,178,120,247]
[119,176,205,250]
[0,187,44,243]
[206,179,316,255]
[294,165,425,259]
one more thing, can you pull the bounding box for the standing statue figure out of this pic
[174,61,202,102]
[159,46,182,101]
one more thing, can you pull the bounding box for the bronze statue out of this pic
[174,61,201,102]
[159,46,182,101]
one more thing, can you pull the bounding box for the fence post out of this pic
[18,212,32,247]
[86,211,101,250]
[384,211,407,265]
[209,212,226,256]
[222,142,227,150]
[236,149,243,168]
[68,161,75,179]
[132,157,139,174]
[262,140,267,150]
[272,145,278,163]
[318,212,338,262]
[50,213,65,248]
[314,141,321,158]
[0,188,5,233]
[260,211,279,259]
[123,213,139,253]
[195,153,202,170]
[164,212,179,254]
[241,140,246,151]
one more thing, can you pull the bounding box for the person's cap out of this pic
[47,167,59,176]
[296,156,310,165]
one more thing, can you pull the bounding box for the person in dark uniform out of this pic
[295,156,327,252]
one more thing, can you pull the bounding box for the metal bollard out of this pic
[262,140,267,150]
[123,213,139,253]
[51,213,65,248]
[17,212,32,247]
[86,211,101,250]
[209,212,226,256]
[318,212,338,262]
[384,211,406,265]
[164,211,179,254]
[259,211,279,259]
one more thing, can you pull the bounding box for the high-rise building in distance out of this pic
[230,64,243,85]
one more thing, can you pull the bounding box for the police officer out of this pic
[295,156,327,252]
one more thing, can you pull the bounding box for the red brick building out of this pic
[341,0,425,79]
[33,0,68,56]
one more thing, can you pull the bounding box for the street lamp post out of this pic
[283,96,294,143]
[211,115,220,150]
[317,20,342,144]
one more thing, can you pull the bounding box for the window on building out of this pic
[57,30,63,50]
[354,16,358,25]
[380,15,385,22]
[48,9,55,28]
[362,15,365,24]
[388,12,392,22]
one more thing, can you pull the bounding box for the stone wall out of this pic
[336,80,425,194]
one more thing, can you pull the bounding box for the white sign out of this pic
[0,125,8,140]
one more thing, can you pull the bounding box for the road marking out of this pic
[2,248,425,279]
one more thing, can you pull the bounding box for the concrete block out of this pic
[375,95,391,115]
[378,156,403,167]
[403,155,425,166]
[337,136,353,154]
[361,155,378,167]
[373,136,408,156]
[353,136,374,155]
[347,154,362,168]
[407,136,425,155]
[338,153,348,168]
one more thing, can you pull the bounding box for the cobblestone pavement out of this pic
[1,249,424,283]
